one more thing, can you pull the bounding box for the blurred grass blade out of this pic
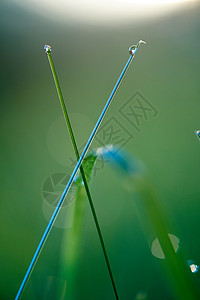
[88,145,199,300]
[59,154,97,299]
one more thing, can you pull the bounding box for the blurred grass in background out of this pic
[0,0,200,299]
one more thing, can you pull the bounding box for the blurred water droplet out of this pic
[44,44,51,54]
[195,130,200,140]
[135,290,148,300]
[151,234,180,259]
[129,45,137,55]
[187,260,199,274]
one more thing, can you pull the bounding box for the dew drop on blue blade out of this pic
[129,40,146,55]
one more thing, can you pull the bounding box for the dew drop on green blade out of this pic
[195,130,200,140]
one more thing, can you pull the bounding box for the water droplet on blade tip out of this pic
[195,130,200,139]
[44,44,51,55]
[129,45,137,55]
[129,40,146,55]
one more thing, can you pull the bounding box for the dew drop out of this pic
[129,40,146,55]
[195,130,200,140]
[44,44,51,55]
[129,45,137,55]
[135,290,148,300]
[151,234,180,259]
[187,260,199,274]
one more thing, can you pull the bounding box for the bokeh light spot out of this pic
[151,234,180,259]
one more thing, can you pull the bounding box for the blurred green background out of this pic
[1,0,200,299]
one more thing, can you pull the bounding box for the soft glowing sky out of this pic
[12,0,198,25]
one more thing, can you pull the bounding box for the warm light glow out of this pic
[129,0,188,3]
[13,0,198,24]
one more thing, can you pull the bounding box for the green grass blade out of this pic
[45,46,120,300]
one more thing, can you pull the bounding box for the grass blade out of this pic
[15,41,144,300]
[45,46,119,299]
[59,154,97,298]
[89,146,200,300]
